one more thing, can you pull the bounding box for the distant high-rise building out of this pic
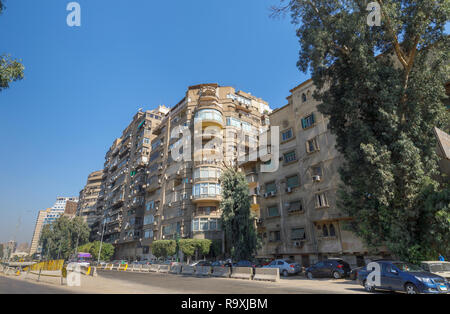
[29,196,79,255]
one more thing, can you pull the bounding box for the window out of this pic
[311,165,322,177]
[301,114,315,129]
[291,228,306,240]
[329,224,336,236]
[288,200,303,213]
[284,151,297,163]
[286,175,300,188]
[193,183,221,197]
[192,218,220,231]
[144,215,154,225]
[322,225,329,237]
[302,93,307,102]
[195,109,223,123]
[315,193,329,208]
[306,138,319,153]
[144,230,153,239]
[268,206,279,217]
[145,201,155,211]
[269,231,281,242]
[281,129,293,141]
[143,138,151,144]
[265,182,276,194]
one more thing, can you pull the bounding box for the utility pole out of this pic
[97,218,107,264]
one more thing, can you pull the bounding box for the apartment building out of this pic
[91,107,169,258]
[249,79,389,268]
[137,83,271,261]
[77,170,104,226]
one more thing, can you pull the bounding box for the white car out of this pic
[421,261,450,280]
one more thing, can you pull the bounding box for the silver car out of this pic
[263,259,301,277]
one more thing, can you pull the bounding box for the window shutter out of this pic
[301,118,306,129]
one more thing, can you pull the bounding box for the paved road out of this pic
[96,270,367,294]
[0,276,77,294]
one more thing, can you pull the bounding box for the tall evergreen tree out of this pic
[275,0,449,262]
[220,168,258,261]
[0,1,25,92]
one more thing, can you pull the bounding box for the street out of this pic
[0,276,78,294]
[1,270,371,294]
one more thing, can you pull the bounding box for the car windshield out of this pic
[284,260,295,264]
[429,263,450,272]
[393,262,423,272]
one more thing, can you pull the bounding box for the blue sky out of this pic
[0,0,305,244]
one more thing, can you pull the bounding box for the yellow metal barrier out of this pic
[24,260,64,272]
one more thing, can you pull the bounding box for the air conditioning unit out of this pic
[270,191,276,197]
[263,193,268,198]
[172,187,175,191]
[286,187,292,193]
[160,152,164,157]
[159,166,163,170]
[146,171,150,174]
[312,175,321,182]
[190,195,194,200]
[142,184,147,189]
[293,241,302,247]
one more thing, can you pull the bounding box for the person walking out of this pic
[438,253,445,261]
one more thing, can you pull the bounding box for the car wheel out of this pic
[364,280,375,292]
[282,270,289,277]
[307,272,313,280]
[405,283,419,294]
[333,271,341,279]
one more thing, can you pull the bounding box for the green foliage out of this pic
[151,240,176,258]
[0,3,25,91]
[39,216,90,260]
[77,241,115,262]
[280,0,450,262]
[220,169,258,260]
[179,239,212,259]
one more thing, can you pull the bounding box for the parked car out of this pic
[263,259,301,277]
[349,266,365,280]
[358,260,449,294]
[254,258,273,268]
[211,260,233,268]
[305,259,351,279]
[233,260,256,268]
[190,260,212,267]
[420,261,450,280]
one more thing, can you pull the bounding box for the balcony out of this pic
[191,194,221,203]
[194,109,224,129]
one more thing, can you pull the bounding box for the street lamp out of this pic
[97,218,107,265]
[175,233,180,263]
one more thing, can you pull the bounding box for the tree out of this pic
[39,216,90,260]
[220,168,258,260]
[276,0,449,261]
[77,241,115,262]
[0,1,25,92]
[179,239,212,263]
[151,240,176,259]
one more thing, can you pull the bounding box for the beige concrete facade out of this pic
[248,80,389,267]
[92,107,168,259]
[77,170,104,226]
[29,210,48,255]
[139,84,271,261]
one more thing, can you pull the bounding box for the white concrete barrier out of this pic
[181,265,195,275]
[211,266,231,278]
[230,267,253,280]
[159,265,170,273]
[149,264,159,272]
[141,265,151,272]
[133,265,142,272]
[195,266,212,277]
[253,267,279,282]
[169,264,182,274]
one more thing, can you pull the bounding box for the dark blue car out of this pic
[358,260,449,294]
